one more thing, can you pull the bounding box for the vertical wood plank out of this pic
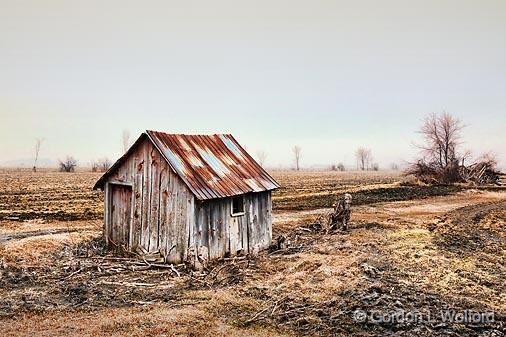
[159,165,169,259]
[149,149,161,252]
[116,186,123,248]
[111,186,119,247]
[132,154,143,250]
[209,203,217,260]
[123,186,133,249]
[221,200,228,257]
[266,191,272,247]
[177,186,187,262]
[247,196,254,253]
[128,151,137,249]
[187,194,195,258]
[141,141,151,250]
[166,170,179,263]
[197,202,209,260]
[229,198,238,255]
[206,202,212,260]
[165,169,173,262]
[104,182,110,246]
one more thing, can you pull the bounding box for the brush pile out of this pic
[407,159,503,186]
[459,161,504,186]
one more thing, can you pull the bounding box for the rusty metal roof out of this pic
[94,131,280,200]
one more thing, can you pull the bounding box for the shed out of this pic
[94,130,280,263]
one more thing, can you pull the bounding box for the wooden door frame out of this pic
[105,181,134,250]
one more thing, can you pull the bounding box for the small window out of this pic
[231,196,245,216]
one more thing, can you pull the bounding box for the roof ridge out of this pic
[146,130,232,137]
[95,131,280,199]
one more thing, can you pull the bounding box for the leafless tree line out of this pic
[256,146,302,171]
[32,130,126,173]
[91,158,112,172]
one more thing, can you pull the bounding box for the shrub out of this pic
[59,156,77,172]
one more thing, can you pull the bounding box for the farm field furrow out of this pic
[0,169,456,220]
[0,169,505,337]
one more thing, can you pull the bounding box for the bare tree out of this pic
[33,138,44,172]
[122,129,131,153]
[256,150,268,168]
[355,147,372,170]
[59,156,77,172]
[98,158,112,172]
[292,146,302,171]
[418,112,464,170]
[91,158,112,172]
[90,160,99,172]
[407,112,465,183]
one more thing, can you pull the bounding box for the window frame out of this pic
[231,195,245,217]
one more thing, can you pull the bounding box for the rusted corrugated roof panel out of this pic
[145,130,279,200]
[94,130,280,199]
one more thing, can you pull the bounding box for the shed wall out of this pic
[105,139,194,263]
[192,191,272,261]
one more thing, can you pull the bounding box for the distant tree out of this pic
[98,158,112,172]
[390,163,399,171]
[355,147,372,170]
[122,129,131,153]
[372,163,379,171]
[90,160,99,172]
[33,138,44,172]
[256,150,268,168]
[59,156,77,172]
[91,158,112,172]
[330,163,346,171]
[292,145,302,171]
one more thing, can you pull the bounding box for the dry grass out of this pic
[0,219,101,266]
[2,297,291,337]
[0,170,505,336]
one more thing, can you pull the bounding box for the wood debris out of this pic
[460,161,504,185]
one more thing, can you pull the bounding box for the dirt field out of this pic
[0,169,505,336]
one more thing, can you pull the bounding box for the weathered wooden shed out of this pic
[94,130,280,263]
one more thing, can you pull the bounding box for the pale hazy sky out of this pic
[1,0,505,168]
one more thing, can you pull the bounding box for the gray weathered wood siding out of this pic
[192,191,272,260]
[105,139,194,263]
[103,139,272,263]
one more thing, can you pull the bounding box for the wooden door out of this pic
[110,184,133,251]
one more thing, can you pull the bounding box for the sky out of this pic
[1,0,505,169]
